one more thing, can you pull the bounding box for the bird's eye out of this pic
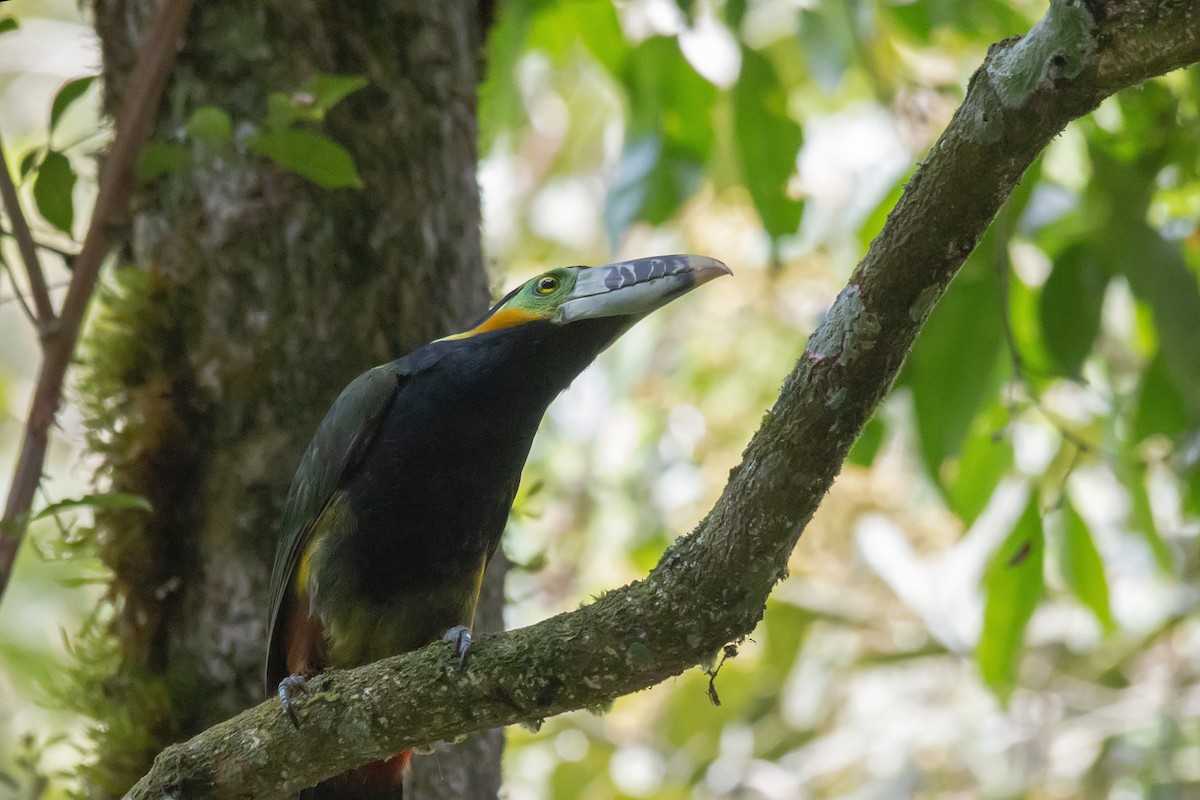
[535,275,560,295]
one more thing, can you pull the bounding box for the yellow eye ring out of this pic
[535,275,560,294]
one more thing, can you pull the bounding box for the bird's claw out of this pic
[442,625,472,667]
[278,674,308,728]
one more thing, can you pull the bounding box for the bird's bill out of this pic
[555,254,731,324]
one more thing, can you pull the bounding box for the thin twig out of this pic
[0,0,196,606]
[0,278,71,310]
[0,224,80,263]
[50,124,112,157]
[0,133,55,327]
[0,256,39,326]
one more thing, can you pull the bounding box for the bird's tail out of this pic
[298,750,411,800]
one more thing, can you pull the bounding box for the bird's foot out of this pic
[278,674,308,728]
[442,625,472,667]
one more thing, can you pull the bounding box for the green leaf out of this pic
[253,130,363,189]
[1039,243,1108,378]
[605,36,716,241]
[978,495,1044,700]
[1083,126,1200,424]
[0,18,17,35]
[300,74,369,114]
[946,402,1013,526]
[761,600,812,683]
[884,0,1029,42]
[1123,230,1200,424]
[137,142,193,182]
[265,92,301,131]
[797,7,852,95]
[263,76,369,132]
[0,639,60,696]
[185,106,233,143]
[57,575,116,587]
[733,47,803,239]
[900,245,1008,481]
[883,2,933,40]
[625,36,715,158]
[605,137,660,241]
[726,0,748,29]
[32,151,77,235]
[528,0,627,76]
[478,0,534,150]
[32,492,152,521]
[49,76,96,133]
[1005,261,1058,382]
[605,134,705,244]
[847,414,885,467]
[1121,457,1172,571]
[1055,501,1114,633]
[1184,460,1200,520]
[641,147,704,224]
[1134,351,1188,441]
[18,149,41,180]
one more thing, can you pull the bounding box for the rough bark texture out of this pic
[119,0,1200,797]
[82,1,500,797]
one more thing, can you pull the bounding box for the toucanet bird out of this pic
[264,254,730,799]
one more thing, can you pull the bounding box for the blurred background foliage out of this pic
[1,0,1200,798]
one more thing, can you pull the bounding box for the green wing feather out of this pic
[264,362,407,691]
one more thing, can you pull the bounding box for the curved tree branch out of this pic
[125,2,1200,798]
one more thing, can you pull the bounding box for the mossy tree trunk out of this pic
[82,1,500,796]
